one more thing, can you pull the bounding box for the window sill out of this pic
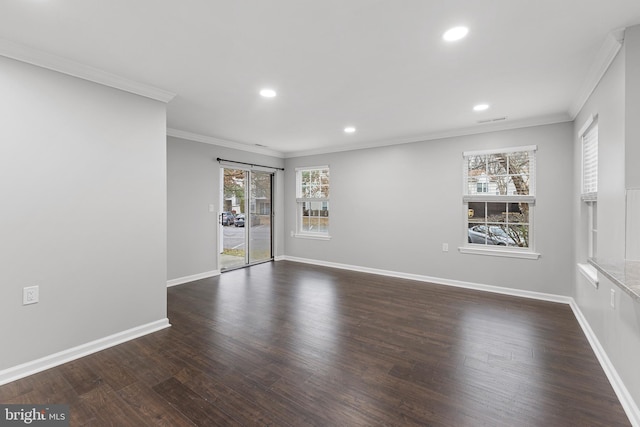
[458,246,541,260]
[294,233,331,241]
[577,263,599,288]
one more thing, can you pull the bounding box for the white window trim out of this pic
[578,114,596,138]
[461,145,538,258]
[580,116,598,262]
[295,165,331,239]
[293,232,331,241]
[463,145,538,157]
[459,246,541,260]
[295,165,330,174]
[577,263,599,288]
[463,195,536,203]
[586,201,597,258]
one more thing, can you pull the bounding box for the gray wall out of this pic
[284,122,574,296]
[167,136,285,281]
[573,27,640,409]
[626,25,640,190]
[0,57,168,369]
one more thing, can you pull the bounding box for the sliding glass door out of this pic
[220,167,273,271]
[248,170,272,264]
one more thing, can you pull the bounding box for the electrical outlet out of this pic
[23,286,39,305]
[442,243,449,252]
[610,289,615,309]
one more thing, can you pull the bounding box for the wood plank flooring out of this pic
[0,261,631,426]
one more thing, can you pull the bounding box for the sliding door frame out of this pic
[219,166,274,272]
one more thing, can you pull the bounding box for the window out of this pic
[295,166,330,239]
[581,116,598,257]
[587,201,598,258]
[578,115,598,286]
[582,120,598,201]
[462,146,539,259]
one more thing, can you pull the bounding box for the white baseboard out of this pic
[281,255,571,304]
[167,270,220,287]
[282,255,639,426]
[570,301,640,427]
[0,318,171,387]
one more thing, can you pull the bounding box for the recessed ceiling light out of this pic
[344,126,356,133]
[443,26,469,42]
[473,103,490,112]
[259,88,277,98]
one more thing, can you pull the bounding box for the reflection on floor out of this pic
[220,252,245,270]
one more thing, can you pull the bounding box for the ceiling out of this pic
[2,1,640,158]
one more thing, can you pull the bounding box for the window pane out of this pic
[467,201,530,248]
[300,168,329,198]
[506,203,529,223]
[487,153,508,176]
[301,201,329,233]
[486,202,507,223]
[509,151,530,176]
[468,155,486,173]
[494,175,510,195]
[583,124,598,195]
[473,152,531,196]
[468,202,486,224]
[590,201,598,258]
[506,224,529,248]
[468,223,488,244]
[301,214,313,233]
[467,155,487,194]
[468,223,516,246]
[507,152,531,195]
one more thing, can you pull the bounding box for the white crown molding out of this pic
[0,38,176,103]
[170,112,569,160]
[167,128,286,158]
[282,112,571,158]
[569,28,625,119]
[0,318,170,387]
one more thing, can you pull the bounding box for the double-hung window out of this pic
[581,117,598,257]
[461,146,539,259]
[578,115,598,286]
[295,166,330,239]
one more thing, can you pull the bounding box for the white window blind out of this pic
[462,146,536,202]
[582,123,598,201]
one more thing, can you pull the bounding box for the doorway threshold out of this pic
[221,258,274,273]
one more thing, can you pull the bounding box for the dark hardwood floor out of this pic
[0,261,631,426]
